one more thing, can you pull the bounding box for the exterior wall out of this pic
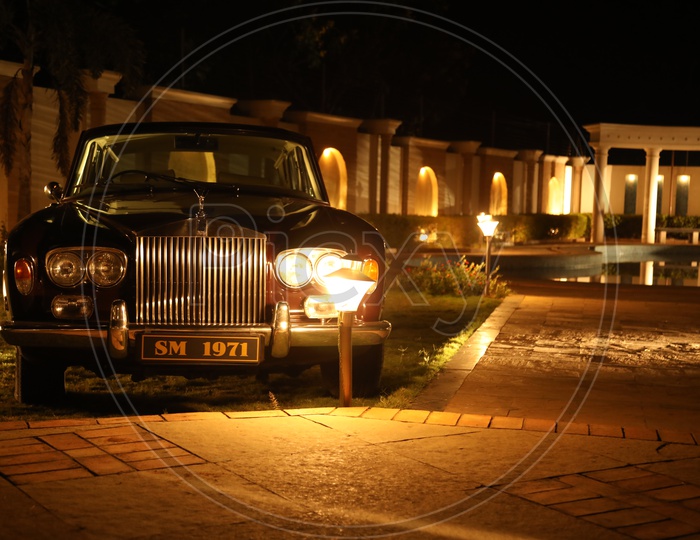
[605,164,700,216]
[7,63,700,235]
[30,88,62,213]
[476,148,518,215]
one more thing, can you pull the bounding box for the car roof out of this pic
[80,122,312,144]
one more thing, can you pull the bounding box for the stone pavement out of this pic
[2,280,700,539]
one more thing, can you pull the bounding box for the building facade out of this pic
[2,63,700,240]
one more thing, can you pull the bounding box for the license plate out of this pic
[141,334,262,363]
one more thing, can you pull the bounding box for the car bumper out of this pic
[1,308,391,362]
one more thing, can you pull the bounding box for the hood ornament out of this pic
[194,188,208,235]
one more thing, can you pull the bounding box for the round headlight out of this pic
[314,253,344,287]
[276,252,313,287]
[87,251,126,287]
[47,252,84,287]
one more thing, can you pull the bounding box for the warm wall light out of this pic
[626,174,638,183]
[679,174,690,184]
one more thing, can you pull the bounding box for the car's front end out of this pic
[1,122,391,403]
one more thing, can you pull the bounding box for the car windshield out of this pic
[65,130,326,201]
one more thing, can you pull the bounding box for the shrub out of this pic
[398,256,510,298]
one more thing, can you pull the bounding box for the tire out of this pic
[320,344,384,398]
[14,347,67,404]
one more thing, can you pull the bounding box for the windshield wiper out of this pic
[107,169,243,195]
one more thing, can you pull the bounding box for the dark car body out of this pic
[1,122,391,403]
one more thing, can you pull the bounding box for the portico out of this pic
[585,123,700,243]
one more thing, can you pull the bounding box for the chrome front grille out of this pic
[136,236,266,325]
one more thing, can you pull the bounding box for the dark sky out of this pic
[113,1,700,153]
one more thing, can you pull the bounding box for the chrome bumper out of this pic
[0,301,392,359]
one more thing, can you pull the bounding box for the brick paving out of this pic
[0,421,205,486]
[505,466,700,539]
[3,279,700,538]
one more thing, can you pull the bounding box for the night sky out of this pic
[9,0,700,154]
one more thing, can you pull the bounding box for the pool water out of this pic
[552,260,700,287]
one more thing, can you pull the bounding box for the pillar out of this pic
[591,145,610,243]
[360,119,402,215]
[641,147,661,243]
[568,156,589,213]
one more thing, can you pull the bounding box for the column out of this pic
[641,147,661,243]
[83,70,122,128]
[367,133,379,214]
[360,119,402,215]
[450,141,481,215]
[516,150,542,213]
[591,145,610,243]
[568,156,589,213]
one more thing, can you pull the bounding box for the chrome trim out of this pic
[0,321,391,350]
[109,300,128,359]
[271,302,290,358]
[136,236,266,326]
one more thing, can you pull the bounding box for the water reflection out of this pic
[553,260,700,287]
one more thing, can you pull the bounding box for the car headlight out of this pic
[276,251,314,287]
[275,248,347,289]
[88,250,126,287]
[47,251,85,287]
[314,252,345,287]
[46,248,127,288]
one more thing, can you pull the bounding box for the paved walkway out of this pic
[2,280,700,539]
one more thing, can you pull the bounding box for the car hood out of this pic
[55,190,370,242]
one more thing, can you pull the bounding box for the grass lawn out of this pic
[0,288,501,421]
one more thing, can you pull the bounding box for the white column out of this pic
[591,146,610,243]
[641,147,661,244]
[568,156,589,213]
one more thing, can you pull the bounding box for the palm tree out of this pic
[0,0,144,225]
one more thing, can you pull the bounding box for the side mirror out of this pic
[44,182,63,202]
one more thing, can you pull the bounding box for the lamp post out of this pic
[324,265,377,407]
[477,213,499,296]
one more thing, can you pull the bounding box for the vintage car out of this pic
[1,122,391,404]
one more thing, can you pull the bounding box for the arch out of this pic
[547,176,563,214]
[490,172,508,215]
[318,148,347,209]
[415,166,438,216]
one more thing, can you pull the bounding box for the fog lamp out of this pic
[304,297,338,319]
[51,295,94,319]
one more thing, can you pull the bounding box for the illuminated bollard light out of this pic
[477,213,499,296]
[324,264,377,407]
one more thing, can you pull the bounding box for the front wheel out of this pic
[14,347,67,404]
[320,344,384,398]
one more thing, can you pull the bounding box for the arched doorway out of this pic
[318,148,347,209]
[490,172,507,215]
[415,166,438,216]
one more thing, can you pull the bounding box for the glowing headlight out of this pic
[314,252,344,287]
[275,248,349,289]
[276,252,313,287]
[87,250,126,287]
[47,251,84,287]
